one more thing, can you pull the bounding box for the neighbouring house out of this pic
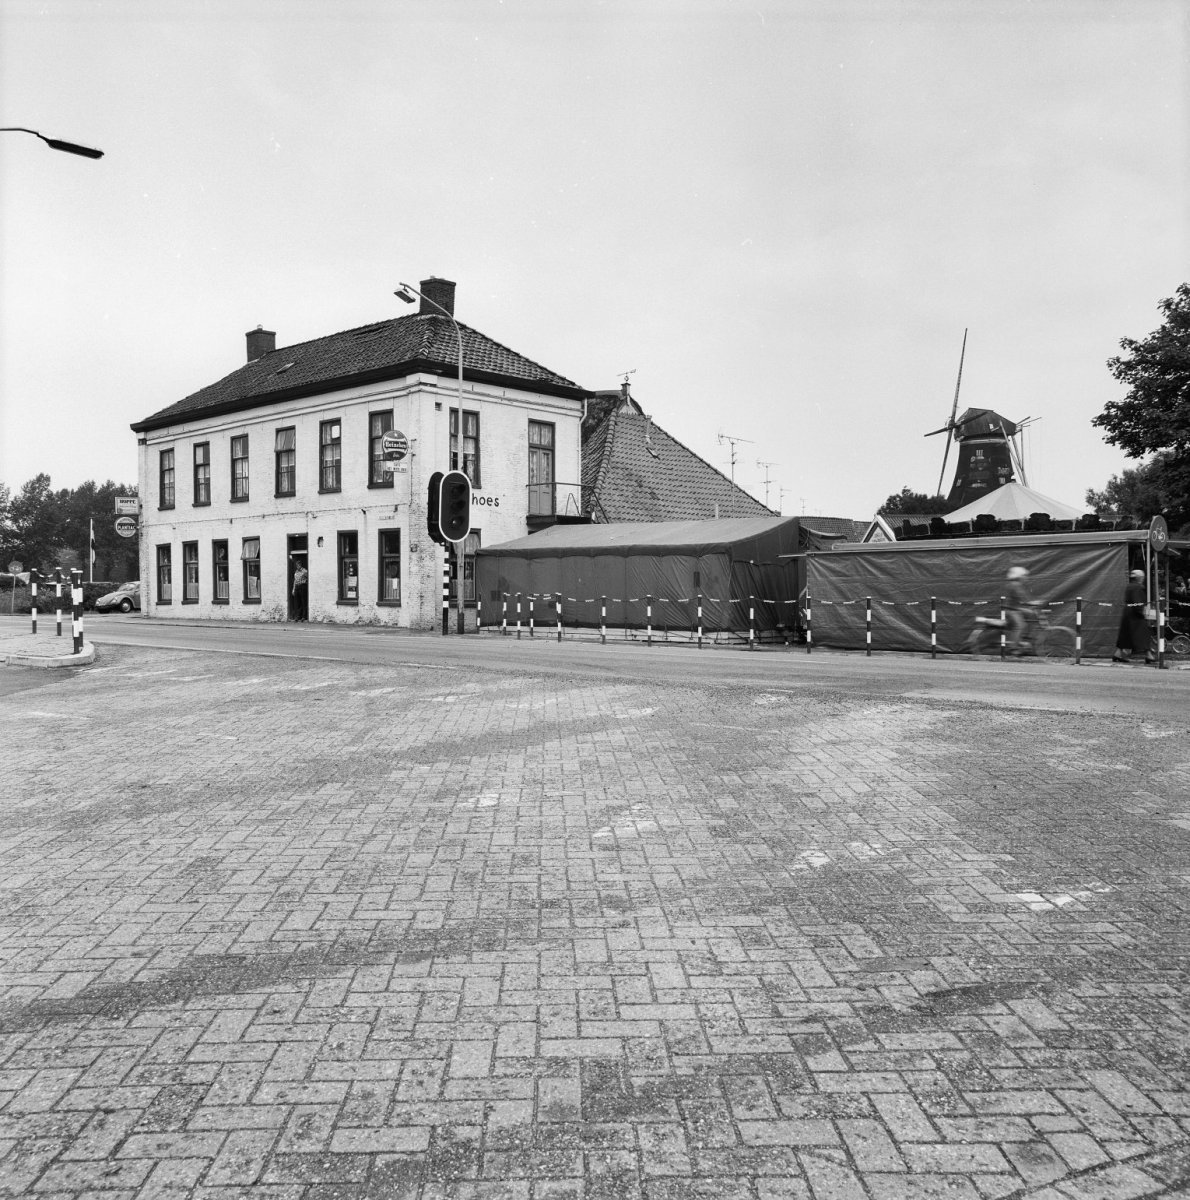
[130,278,591,628]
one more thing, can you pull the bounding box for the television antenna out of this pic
[756,460,778,508]
[717,431,753,485]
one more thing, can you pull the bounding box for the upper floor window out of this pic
[159,449,175,510]
[320,419,341,492]
[275,427,296,496]
[528,420,554,516]
[450,409,481,487]
[193,443,210,506]
[369,410,394,487]
[231,435,250,501]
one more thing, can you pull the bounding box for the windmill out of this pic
[924,331,1039,509]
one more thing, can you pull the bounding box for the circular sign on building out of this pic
[114,517,139,538]
[381,430,409,461]
[1149,514,1169,552]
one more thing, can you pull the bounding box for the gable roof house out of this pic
[130,278,591,628]
[580,383,775,523]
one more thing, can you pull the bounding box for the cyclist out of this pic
[1005,565,1036,656]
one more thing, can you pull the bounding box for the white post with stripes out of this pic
[71,569,83,654]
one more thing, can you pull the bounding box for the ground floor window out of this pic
[213,540,229,603]
[378,529,400,604]
[449,530,480,603]
[241,537,261,602]
[338,530,358,603]
[156,544,172,603]
[182,541,199,603]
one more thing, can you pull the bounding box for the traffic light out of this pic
[438,470,472,543]
[427,471,445,546]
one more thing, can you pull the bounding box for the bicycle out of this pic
[965,605,1077,663]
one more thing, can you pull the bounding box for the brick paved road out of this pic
[2,642,1189,1199]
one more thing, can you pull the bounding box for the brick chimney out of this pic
[245,326,276,362]
[418,277,456,318]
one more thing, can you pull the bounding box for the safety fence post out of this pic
[30,569,39,635]
[528,595,535,637]
[601,596,607,645]
[1075,596,1083,664]
[805,592,812,654]
[646,594,653,646]
[999,596,1006,659]
[55,570,64,637]
[697,593,703,649]
[441,551,450,636]
[930,596,937,659]
[476,593,483,633]
[556,593,562,642]
[501,595,508,636]
[516,594,522,640]
[71,569,83,654]
[748,595,756,650]
[1156,594,1165,669]
[865,596,872,657]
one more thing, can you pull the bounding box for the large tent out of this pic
[946,481,1083,524]
[475,517,818,634]
[802,529,1167,657]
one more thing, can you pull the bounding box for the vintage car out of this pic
[93,581,141,613]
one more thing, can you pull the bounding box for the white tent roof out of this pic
[946,481,1083,523]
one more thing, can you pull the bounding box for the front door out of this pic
[287,534,308,620]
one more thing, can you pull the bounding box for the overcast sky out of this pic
[2,0,1187,519]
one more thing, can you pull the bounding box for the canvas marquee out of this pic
[474,517,822,634]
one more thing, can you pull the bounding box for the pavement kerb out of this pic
[1,640,96,668]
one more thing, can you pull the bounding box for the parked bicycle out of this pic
[965,605,1077,662]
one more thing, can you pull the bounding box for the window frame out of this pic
[527,419,555,516]
[448,530,481,605]
[241,536,261,603]
[377,528,401,605]
[274,426,296,497]
[159,448,175,510]
[181,541,199,603]
[231,434,250,502]
[368,410,394,489]
[212,539,230,604]
[193,442,210,506]
[156,543,172,604]
[337,530,359,604]
[319,418,342,493]
[450,408,481,487]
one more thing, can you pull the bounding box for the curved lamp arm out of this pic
[1,127,104,159]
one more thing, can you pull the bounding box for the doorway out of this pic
[287,534,308,621]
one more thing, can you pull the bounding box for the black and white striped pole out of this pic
[71,569,83,654]
[441,549,450,636]
[29,568,39,634]
[55,569,64,637]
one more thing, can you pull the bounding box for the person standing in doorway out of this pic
[291,556,309,622]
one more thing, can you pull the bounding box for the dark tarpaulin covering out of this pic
[806,539,1128,656]
[476,517,806,633]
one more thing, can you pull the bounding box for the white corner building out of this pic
[131,279,589,628]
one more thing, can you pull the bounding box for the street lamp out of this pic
[1,127,104,159]
[395,281,468,634]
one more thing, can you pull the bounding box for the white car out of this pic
[94,581,141,613]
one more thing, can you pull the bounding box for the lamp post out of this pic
[1,127,104,159]
[395,281,468,634]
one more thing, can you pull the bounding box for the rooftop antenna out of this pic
[778,486,789,515]
[756,459,778,509]
[717,431,753,486]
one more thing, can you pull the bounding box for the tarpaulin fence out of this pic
[477,589,800,648]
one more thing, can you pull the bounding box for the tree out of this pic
[56,479,139,580]
[1094,283,1190,531]
[2,474,64,567]
[878,487,950,516]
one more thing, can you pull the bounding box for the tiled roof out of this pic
[132,314,584,431]
[798,517,870,541]
[581,393,775,522]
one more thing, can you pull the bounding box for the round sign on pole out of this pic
[381,430,409,461]
[1149,514,1168,552]
[6,560,21,573]
[114,517,138,538]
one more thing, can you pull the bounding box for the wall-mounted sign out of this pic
[114,517,139,538]
[381,430,409,461]
[114,497,140,515]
